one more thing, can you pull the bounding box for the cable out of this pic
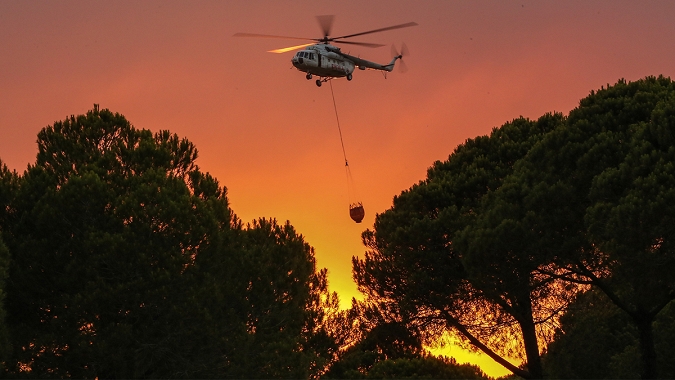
[328,79,365,222]
[329,80,349,167]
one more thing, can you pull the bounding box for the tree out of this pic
[0,160,17,366]
[366,356,487,380]
[0,236,10,368]
[321,300,488,380]
[543,288,675,379]
[353,114,567,379]
[543,289,641,379]
[0,106,339,378]
[225,218,341,379]
[2,107,233,377]
[323,307,424,379]
[482,76,675,379]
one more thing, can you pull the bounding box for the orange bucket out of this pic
[349,202,365,223]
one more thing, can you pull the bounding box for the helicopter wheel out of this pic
[306,73,312,80]
[347,73,352,81]
[316,79,322,87]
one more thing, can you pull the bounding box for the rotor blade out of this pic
[233,32,316,42]
[334,40,385,48]
[398,59,408,73]
[316,15,334,38]
[268,43,315,54]
[330,22,418,41]
[391,43,410,58]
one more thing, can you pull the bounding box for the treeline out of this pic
[0,76,674,379]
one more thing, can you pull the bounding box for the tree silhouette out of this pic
[355,76,675,380]
[0,107,337,378]
[353,114,567,379]
[544,288,675,379]
[0,160,16,367]
[226,218,340,378]
[2,107,233,377]
[486,76,675,379]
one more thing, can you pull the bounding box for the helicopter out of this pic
[234,15,417,87]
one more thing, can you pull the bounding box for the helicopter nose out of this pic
[291,57,304,68]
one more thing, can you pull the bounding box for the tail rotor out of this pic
[390,43,409,73]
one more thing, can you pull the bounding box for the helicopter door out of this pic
[306,52,317,67]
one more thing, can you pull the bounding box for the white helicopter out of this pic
[234,15,417,87]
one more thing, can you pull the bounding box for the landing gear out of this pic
[347,73,352,81]
[306,73,312,80]
[315,77,332,87]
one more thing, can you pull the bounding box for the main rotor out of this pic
[234,15,417,53]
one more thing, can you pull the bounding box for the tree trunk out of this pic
[519,298,543,380]
[520,322,543,379]
[634,315,657,379]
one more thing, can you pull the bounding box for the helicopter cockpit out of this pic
[292,51,317,69]
[295,51,315,60]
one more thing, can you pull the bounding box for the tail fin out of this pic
[384,55,402,72]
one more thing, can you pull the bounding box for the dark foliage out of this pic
[501,76,675,379]
[0,107,336,378]
[544,289,675,379]
[353,114,567,379]
[352,76,675,379]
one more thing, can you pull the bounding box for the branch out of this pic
[535,302,567,325]
[533,267,593,285]
[441,310,531,379]
[648,290,675,319]
[574,260,637,318]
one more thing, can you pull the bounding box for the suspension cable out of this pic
[329,80,349,167]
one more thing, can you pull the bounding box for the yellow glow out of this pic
[268,43,314,54]
[427,335,520,379]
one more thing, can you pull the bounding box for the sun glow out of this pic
[268,43,315,54]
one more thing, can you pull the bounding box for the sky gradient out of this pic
[2,1,675,376]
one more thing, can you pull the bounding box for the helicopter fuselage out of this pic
[291,43,398,84]
[292,44,355,78]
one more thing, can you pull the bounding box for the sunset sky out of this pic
[2,1,675,376]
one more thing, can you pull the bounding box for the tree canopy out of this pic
[481,76,675,379]
[353,76,675,379]
[0,107,338,378]
[543,288,675,379]
[353,113,566,379]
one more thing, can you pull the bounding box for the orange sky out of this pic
[2,1,675,377]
